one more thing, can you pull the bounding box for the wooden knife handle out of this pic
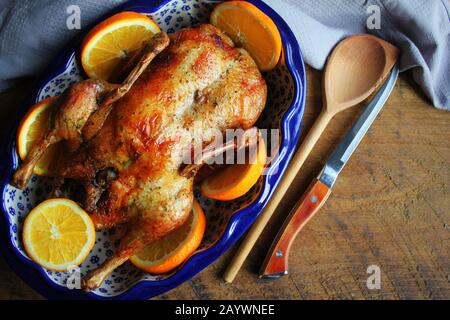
[259,179,331,278]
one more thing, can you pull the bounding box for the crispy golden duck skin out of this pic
[12,24,267,291]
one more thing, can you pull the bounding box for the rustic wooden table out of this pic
[0,66,448,300]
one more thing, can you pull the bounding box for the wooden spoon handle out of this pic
[223,110,333,283]
[259,179,331,278]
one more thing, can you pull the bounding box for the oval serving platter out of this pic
[0,0,306,299]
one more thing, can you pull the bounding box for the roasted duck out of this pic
[11,24,267,290]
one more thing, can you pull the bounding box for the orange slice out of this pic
[200,137,267,201]
[130,200,206,274]
[81,11,160,81]
[16,97,65,176]
[22,199,96,271]
[210,1,282,71]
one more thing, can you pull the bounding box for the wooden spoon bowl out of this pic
[324,34,399,114]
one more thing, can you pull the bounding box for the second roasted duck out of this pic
[11,24,267,290]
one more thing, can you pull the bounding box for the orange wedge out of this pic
[130,200,206,274]
[200,137,267,201]
[16,97,65,176]
[210,1,282,71]
[81,11,160,81]
[22,199,96,271]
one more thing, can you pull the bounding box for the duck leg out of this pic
[82,156,193,291]
[179,127,260,178]
[82,32,170,141]
[82,206,190,291]
[11,80,116,189]
[81,223,145,291]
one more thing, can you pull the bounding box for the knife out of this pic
[259,65,399,279]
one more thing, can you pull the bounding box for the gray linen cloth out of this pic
[0,0,448,109]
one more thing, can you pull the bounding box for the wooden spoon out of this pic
[224,34,399,283]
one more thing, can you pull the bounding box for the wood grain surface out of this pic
[0,66,448,300]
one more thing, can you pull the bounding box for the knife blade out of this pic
[259,65,399,279]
